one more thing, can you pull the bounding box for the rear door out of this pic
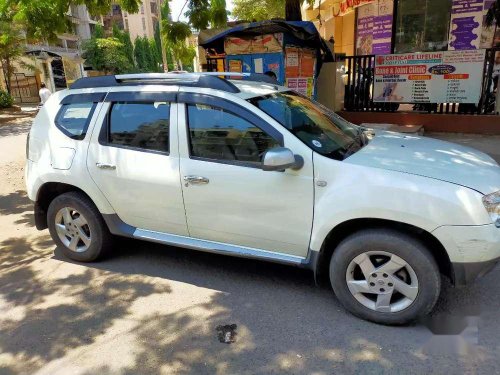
[87,90,188,235]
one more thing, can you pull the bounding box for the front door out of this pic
[177,94,314,257]
[87,91,188,235]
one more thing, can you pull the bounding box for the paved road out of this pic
[0,120,499,374]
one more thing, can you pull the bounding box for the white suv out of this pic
[26,73,500,324]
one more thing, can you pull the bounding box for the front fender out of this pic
[310,153,491,252]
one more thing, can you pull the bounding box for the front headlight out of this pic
[482,191,500,228]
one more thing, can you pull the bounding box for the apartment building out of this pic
[122,0,162,41]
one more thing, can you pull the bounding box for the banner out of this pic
[448,0,483,50]
[373,50,486,104]
[224,34,283,55]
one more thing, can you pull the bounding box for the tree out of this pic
[112,23,135,67]
[134,37,147,71]
[485,0,500,28]
[83,26,133,73]
[0,18,26,94]
[8,0,142,42]
[232,0,285,21]
[285,0,302,21]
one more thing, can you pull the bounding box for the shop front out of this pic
[303,0,500,57]
[303,0,500,133]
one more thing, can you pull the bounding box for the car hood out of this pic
[345,131,500,194]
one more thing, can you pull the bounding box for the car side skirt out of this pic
[103,214,316,269]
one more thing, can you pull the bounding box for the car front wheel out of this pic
[329,229,441,325]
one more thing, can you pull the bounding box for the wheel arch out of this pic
[313,218,453,286]
[34,182,103,230]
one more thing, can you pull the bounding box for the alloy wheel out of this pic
[345,251,419,313]
[54,207,92,253]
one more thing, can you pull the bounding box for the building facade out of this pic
[122,0,162,41]
[302,0,500,57]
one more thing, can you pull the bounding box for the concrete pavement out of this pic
[0,117,499,374]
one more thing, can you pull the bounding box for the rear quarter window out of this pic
[55,102,97,139]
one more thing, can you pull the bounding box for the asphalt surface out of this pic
[0,117,499,374]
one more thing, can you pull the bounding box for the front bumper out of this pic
[432,224,500,286]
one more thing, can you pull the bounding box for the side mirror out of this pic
[262,147,303,171]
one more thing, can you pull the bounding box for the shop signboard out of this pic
[448,0,483,50]
[339,0,375,16]
[373,50,486,104]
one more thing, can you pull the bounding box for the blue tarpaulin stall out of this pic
[199,20,334,98]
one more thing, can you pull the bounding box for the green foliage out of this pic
[184,0,228,30]
[210,0,228,29]
[0,15,27,94]
[6,0,142,42]
[162,20,192,44]
[185,0,211,30]
[133,37,162,72]
[0,90,14,108]
[232,0,285,21]
[112,24,135,66]
[83,29,133,74]
[134,37,147,71]
[485,0,500,27]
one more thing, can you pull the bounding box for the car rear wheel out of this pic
[47,192,112,262]
[329,229,441,325]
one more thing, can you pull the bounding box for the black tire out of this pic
[329,229,441,325]
[47,191,112,262]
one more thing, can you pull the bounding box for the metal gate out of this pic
[10,73,39,104]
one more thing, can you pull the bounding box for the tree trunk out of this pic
[285,0,302,21]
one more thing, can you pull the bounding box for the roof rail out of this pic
[70,73,241,93]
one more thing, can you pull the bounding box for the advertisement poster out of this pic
[356,4,374,55]
[373,50,486,104]
[299,50,315,77]
[355,0,393,55]
[286,78,314,98]
[228,59,242,73]
[372,0,393,55]
[448,0,483,50]
[285,48,299,77]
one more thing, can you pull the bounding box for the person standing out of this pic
[39,82,51,105]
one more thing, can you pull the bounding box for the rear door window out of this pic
[106,102,170,153]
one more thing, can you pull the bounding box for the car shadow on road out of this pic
[1,228,498,374]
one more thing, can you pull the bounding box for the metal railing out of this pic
[342,48,499,115]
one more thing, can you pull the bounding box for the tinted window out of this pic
[55,102,96,139]
[187,104,280,163]
[108,102,170,153]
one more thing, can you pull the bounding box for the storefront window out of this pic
[394,0,452,53]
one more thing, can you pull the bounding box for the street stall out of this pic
[199,21,334,99]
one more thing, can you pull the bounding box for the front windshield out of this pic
[248,91,366,160]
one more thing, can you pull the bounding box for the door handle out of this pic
[96,162,116,170]
[183,175,209,185]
